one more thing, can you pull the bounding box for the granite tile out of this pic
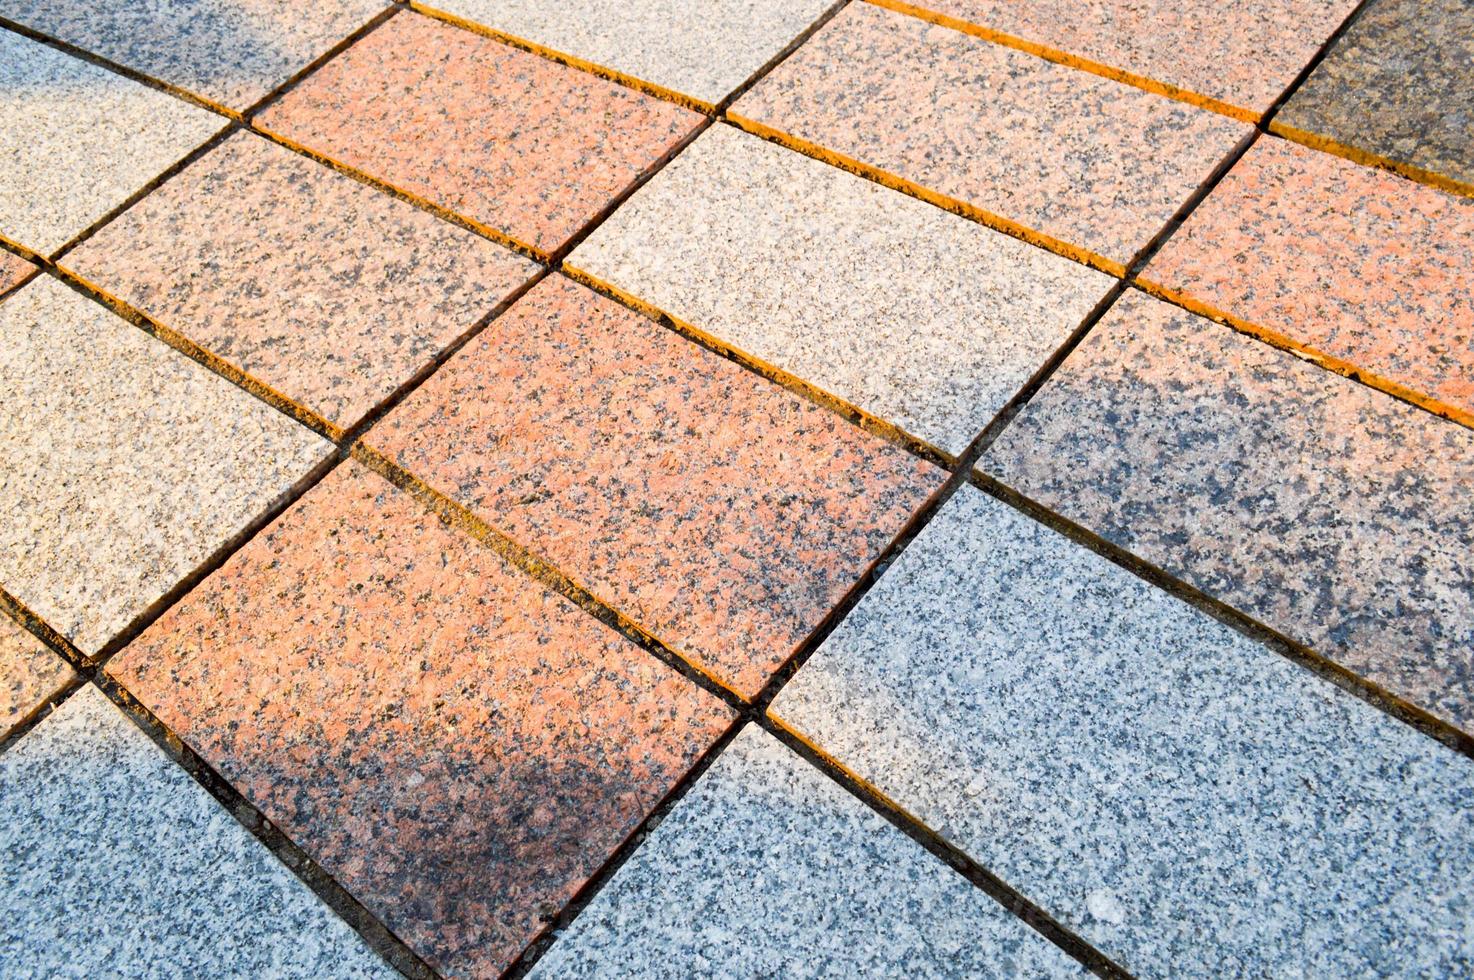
[371,276,941,698]
[110,461,734,979]
[0,30,223,255]
[0,615,73,740]
[256,12,700,255]
[62,132,537,431]
[568,125,1113,455]
[772,485,1474,977]
[422,0,832,106]
[733,2,1249,268]
[1277,0,1474,193]
[532,725,1082,979]
[2,0,389,111]
[0,686,391,977]
[0,251,36,295]
[896,0,1358,118]
[982,290,1474,731]
[1145,136,1474,424]
[0,277,330,656]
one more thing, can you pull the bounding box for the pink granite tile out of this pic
[61,133,537,431]
[1,616,73,740]
[0,252,36,296]
[899,0,1358,117]
[256,12,701,255]
[370,276,943,698]
[110,461,732,978]
[1145,136,1474,424]
[735,2,1248,268]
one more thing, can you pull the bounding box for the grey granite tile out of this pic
[981,289,1474,733]
[0,277,331,655]
[771,485,1474,978]
[2,0,389,111]
[0,685,391,977]
[1278,0,1474,191]
[568,125,1113,455]
[531,725,1082,979]
[0,29,223,254]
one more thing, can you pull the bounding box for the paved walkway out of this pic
[1,1,1471,977]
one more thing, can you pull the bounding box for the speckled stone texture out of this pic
[0,616,73,740]
[0,30,222,255]
[983,290,1474,732]
[256,13,699,255]
[1145,136,1474,422]
[0,686,391,977]
[771,486,1474,977]
[111,461,734,979]
[2,0,389,110]
[734,3,1248,267]
[62,133,536,430]
[423,0,832,105]
[905,0,1358,116]
[1278,0,1474,190]
[568,125,1113,454]
[0,277,330,656]
[372,276,941,698]
[532,726,1082,979]
[0,251,35,295]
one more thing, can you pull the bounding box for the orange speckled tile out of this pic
[61,133,537,431]
[370,276,943,698]
[0,252,36,296]
[256,12,701,255]
[1144,136,1474,425]
[1,616,73,740]
[110,460,733,979]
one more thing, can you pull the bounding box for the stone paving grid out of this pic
[0,0,1471,978]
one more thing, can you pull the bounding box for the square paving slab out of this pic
[62,132,538,432]
[568,124,1114,455]
[983,289,1474,732]
[532,725,1083,978]
[0,277,330,656]
[772,486,1474,977]
[256,11,701,256]
[0,30,223,255]
[371,275,942,698]
[0,616,73,741]
[111,461,734,978]
[734,2,1249,270]
[0,685,391,977]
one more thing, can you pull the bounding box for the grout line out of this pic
[0,672,87,756]
[1266,121,1474,200]
[710,0,856,114]
[237,4,402,122]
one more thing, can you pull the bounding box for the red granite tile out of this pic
[61,133,537,431]
[1144,136,1474,426]
[1,616,73,740]
[0,251,36,295]
[256,12,700,255]
[109,461,732,978]
[370,276,943,698]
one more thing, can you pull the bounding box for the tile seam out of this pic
[1266,121,1474,200]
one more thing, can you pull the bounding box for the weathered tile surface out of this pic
[0,277,330,656]
[1145,136,1474,422]
[772,486,1474,977]
[2,0,389,110]
[735,3,1248,267]
[0,251,35,295]
[0,686,391,978]
[111,461,734,978]
[0,30,222,255]
[569,125,1113,454]
[256,12,700,254]
[372,276,941,697]
[532,725,1082,978]
[63,133,536,430]
[983,290,1474,731]
[0,616,73,740]
[1278,0,1474,191]
[903,0,1358,116]
[423,0,832,105]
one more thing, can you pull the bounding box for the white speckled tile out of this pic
[0,30,223,255]
[568,125,1113,455]
[0,277,331,655]
[530,725,1083,978]
[0,686,392,977]
[771,485,1474,978]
